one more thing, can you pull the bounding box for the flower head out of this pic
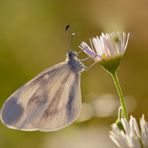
[79,32,130,73]
[110,115,148,148]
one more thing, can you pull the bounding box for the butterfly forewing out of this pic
[1,62,81,131]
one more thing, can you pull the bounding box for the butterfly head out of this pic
[66,50,85,73]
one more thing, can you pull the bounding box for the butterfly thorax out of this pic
[66,50,85,73]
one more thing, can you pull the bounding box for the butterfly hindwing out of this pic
[1,62,81,131]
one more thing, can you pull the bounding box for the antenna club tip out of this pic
[72,32,76,37]
[65,25,70,31]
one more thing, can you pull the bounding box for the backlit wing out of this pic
[0,62,81,131]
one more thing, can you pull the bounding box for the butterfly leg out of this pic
[80,57,91,62]
[84,61,98,71]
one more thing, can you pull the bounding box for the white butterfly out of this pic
[0,50,85,132]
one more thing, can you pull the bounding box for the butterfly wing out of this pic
[0,62,81,131]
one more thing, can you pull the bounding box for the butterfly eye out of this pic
[67,50,77,58]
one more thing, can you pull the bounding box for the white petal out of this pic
[124,33,130,53]
[79,42,97,59]
[121,118,130,135]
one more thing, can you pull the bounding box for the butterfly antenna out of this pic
[65,25,70,31]
[65,25,83,55]
[65,25,77,51]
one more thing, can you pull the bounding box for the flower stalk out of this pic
[111,72,128,120]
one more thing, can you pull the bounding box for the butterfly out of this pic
[0,50,85,132]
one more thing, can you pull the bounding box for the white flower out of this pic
[79,32,130,62]
[79,32,130,73]
[110,115,148,148]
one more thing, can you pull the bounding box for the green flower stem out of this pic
[111,72,128,120]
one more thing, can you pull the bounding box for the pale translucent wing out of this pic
[1,62,81,131]
[35,70,81,131]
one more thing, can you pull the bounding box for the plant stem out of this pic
[111,72,128,119]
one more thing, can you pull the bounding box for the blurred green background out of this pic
[0,0,148,147]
